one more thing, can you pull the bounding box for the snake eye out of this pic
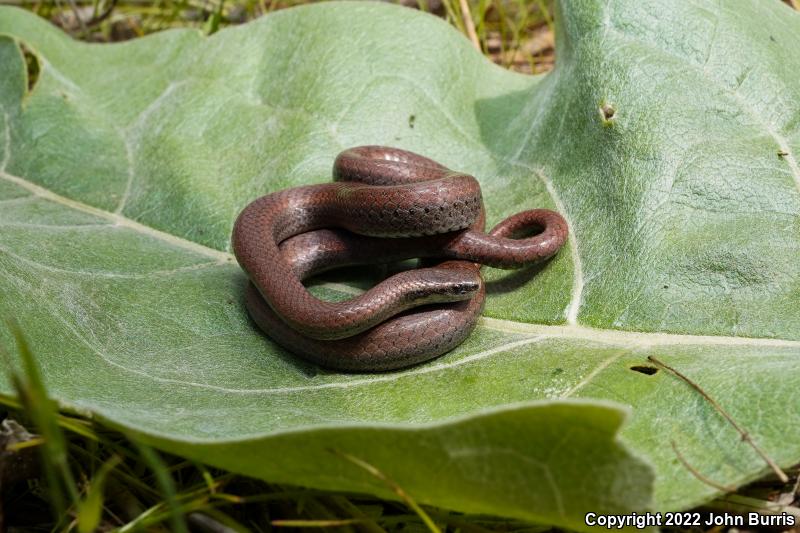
[451,280,480,295]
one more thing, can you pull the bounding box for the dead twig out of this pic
[671,440,735,492]
[648,355,789,483]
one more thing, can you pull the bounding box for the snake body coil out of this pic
[232,146,568,371]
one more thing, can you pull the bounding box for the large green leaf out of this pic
[1,0,799,527]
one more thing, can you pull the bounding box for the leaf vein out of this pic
[479,318,800,347]
[1,109,9,172]
[113,126,136,215]
[0,169,234,263]
[534,167,583,325]
[561,351,625,398]
[0,242,223,278]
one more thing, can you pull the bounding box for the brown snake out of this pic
[232,146,568,371]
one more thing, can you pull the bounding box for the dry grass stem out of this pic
[457,0,480,50]
[649,355,789,484]
[671,440,736,492]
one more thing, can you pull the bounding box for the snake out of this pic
[232,146,568,371]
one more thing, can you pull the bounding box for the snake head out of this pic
[398,267,481,305]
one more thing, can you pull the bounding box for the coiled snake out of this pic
[232,146,568,371]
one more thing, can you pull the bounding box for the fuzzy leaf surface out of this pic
[0,0,799,527]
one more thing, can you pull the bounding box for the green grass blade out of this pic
[131,439,190,533]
